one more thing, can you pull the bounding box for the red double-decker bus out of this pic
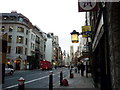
[40,60,52,70]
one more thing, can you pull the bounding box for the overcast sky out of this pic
[0,0,85,53]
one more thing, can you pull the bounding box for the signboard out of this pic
[78,0,98,12]
[82,26,91,37]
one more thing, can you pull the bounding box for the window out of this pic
[8,35,12,43]
[16,46,23,54]
[35,43,39,49]
[10,16,16,20]
[26,30,29,35]
[36,36,40,42]
[31,34,33,39]
[31,43,35,50]
[9,26,13,32]
[25,38,28,45]
[33,44,35,49]
[17,27,24,32]
[2,16,9,21]
[19,17,23,22]
[7,46,11,53]
[1,26,5,32]
[31,43,32,49]
[25,48,27,55]
[16,36,23,43]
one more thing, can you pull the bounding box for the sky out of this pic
[0,0,86,53]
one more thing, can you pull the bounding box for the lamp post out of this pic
[70,29,91,78]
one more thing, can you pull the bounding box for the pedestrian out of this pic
[80,63,85,76]
[74,66,77,73]
[77,62,81,73]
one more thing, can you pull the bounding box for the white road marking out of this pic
[4,72,61,90]
[6,73,42,81]
[4,75,48,89]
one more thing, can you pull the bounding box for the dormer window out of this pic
[19,17,23,22]
[10,16,16,20]
[2,16,9,20]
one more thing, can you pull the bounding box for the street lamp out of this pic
[70,29,91,78]
[70,30,80,43]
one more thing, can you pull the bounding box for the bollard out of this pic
[60,70,63,86]
[18,77,25,90]
[49,71,53,90]
[70,69,74,78]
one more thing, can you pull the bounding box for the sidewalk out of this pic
[54,71,98,89]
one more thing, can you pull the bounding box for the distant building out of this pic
[65,53,70,66]
[45,33,62,67]
[45,33,53,62]
[70,46,74,65]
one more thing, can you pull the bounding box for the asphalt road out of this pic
[3,67,70,89]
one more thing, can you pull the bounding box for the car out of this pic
[5,67,14,75]
[5,64,14,75]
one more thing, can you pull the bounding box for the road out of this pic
[3,67,70,89]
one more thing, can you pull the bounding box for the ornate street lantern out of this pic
[70,30,79,43]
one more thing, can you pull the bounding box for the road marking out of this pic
[4,75,48,89]
[25,75,48,84]
[4,71,61,89]
[5,72,42,81]
[4,84,18,89]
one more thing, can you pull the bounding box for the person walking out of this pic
[80,62,85,76]
[77,62,81,73]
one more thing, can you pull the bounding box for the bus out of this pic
[40,60,52,70]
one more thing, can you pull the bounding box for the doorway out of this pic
[16,60,21,70]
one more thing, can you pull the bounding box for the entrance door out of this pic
[16,60,21,70]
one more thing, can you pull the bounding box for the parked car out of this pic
[5,64,14,75]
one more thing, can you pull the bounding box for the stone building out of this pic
[0,11,47,70]
[0,11,32,70]
[89,2,120,90]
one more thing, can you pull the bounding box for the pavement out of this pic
[53,70,99,90]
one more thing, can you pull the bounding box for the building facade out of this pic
[0,11,32,70]
[89,2,120,90]
[0,11,47,70]
[45,33,62,67]
[45,33,53,62]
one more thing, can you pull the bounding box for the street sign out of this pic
[78,1,98,12]
[82,26,91,37]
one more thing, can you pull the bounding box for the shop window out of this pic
[16,36,23,43]
[16,46,23,54]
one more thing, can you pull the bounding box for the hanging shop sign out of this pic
[78,0,98,12]
[81,26,91,37]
